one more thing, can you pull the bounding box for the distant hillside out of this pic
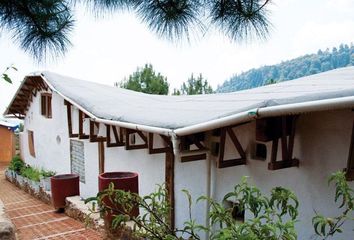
[217,44,354,93]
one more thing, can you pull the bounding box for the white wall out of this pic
[21,91,71,175]
[173,109,354,239]
[19,91,354,239]
[20,92,166,199]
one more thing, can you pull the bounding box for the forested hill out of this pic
[217,44,354,93]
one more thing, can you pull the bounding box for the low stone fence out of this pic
[4,169,51,204]
[0,200,16,240]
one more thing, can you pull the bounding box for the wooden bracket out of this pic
[65,101,79,138]
[78,110,89,139]
[268,116,299,170]
[148,133,170,154]
[89,121,107,142]
[106,125,125,147]
[218,126,246,168]
[125,128,148,150]
[179,133,207,162]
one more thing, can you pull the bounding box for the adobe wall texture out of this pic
[174,109,354,240]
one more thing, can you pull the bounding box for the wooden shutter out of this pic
[28,130,35,157]
[41,95,46,116]
[41,93,52,118]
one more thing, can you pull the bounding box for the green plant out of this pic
[8,155,25,173]
[40,169,56,178]
[312,171,354,239]
[21,165,41,182]
[203,177,298,240]
[87,177,299,240]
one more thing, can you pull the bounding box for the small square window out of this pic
[41,93,52,118]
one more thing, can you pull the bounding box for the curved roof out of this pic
[5,67,354,134]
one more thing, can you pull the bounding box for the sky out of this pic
[1,0,354,116]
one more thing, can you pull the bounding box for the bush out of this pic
[40,169,56,178]
[8,155,24,173]
[21,166,41,182]
[87,178,299,240]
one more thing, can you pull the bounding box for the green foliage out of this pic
[40,169,56,178]
[1,65,17,84]
[0,1,271,60]
[312,171,354,239]
[8,155,24,173]
[87,177,298,240]
[205,177,298,240]
[0,1,74,60]
[173,73,214,95]
[8,156,55,181]
[218,43,354,92]
[116,64,169,95]
[21,166,41,182]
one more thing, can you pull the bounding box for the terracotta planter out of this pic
[98,172,139,224]
[51,174,80,210]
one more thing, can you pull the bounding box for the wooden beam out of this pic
[181,153,207,162]
[268,116,299,170]
[165,148,175,229]
[125,128,148,150]
[106,125,125,147]
[65,103,79,138]
[148,133,170,154]
[281,116,288,161]
[217,127,246,168]
[78,110,89,139]
[98,142,105,174]
[90,121,107,142]
[226,127,246,158]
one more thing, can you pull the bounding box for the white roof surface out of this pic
[39,67,354,130]
[0,120,18,128]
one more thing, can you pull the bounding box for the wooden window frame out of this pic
[41,93,52,118]
[28,130,35,157]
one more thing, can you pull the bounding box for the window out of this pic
[41,93,52,118]
[70,140,85,183]
[28,130,35,157]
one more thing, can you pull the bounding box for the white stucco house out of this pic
[4,67,354,239]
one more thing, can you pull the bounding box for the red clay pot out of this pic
[51,174,80,210]
[98,172,139,223]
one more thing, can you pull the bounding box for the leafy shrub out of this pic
[21,166,41,182]
[40,169,56,178]
[8,155,24,173]
[312,171,354,239]
[87,177,299,240]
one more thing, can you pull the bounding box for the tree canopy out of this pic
[116,64,169,95]
[218,43,354,92]
[173,73,214,95]
[0,0,272,60]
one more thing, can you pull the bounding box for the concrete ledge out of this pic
[0,200,16,240]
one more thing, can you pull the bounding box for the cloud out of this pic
[291,21,354,56]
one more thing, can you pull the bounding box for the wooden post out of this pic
[165,148,175,229]
[98,142,105,174]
